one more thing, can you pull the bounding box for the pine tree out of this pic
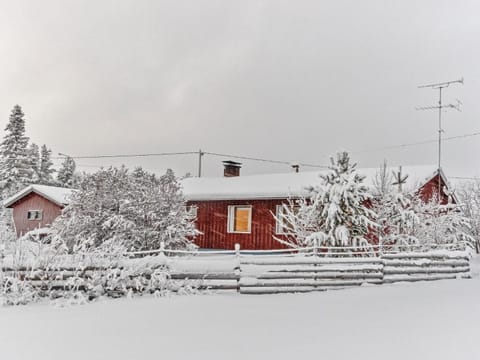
[27,143,40,184]
[0,105,32,196]
[56,156,77,188]
[38,145,55,185]
[276,152,378,248]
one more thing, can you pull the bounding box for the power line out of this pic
[450,176,480,180]
[52,150,329,168]
[203,151,328,168]
[51,151,197,160]
[50,129,480,172]
[351,130,480,155]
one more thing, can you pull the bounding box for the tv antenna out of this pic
[392,166,408,192]
[416,77,463,196]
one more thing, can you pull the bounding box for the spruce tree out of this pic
[27,142,40,184]
[56,156,77,188]
[39,145,55,185]
[276,152,378,248]
[0,105,32,195]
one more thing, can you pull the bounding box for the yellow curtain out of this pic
[234,208,250,232]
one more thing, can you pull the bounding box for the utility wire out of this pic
[450,176,480,180]
[50,129,480,169]
[203,151,328,168]
[51,151,197,160]
[351,130,480,155]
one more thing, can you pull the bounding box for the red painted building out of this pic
[3,185,74,238]
[182,162,453,250]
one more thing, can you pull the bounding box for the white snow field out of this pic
[1,257,480,360]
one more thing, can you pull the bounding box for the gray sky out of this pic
[0,0,479,178]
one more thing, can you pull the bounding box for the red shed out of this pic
[3,185,75,238]
[182,164,453,250]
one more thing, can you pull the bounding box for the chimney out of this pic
[223,160,242,177]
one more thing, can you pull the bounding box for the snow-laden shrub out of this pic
[372,163,474,252]
[456,180,480,253]
[0,273,37,306]
[411,196,475,251]
[0,239,198,306]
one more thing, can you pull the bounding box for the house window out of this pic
[275,204,298,234]
[227,206,252,233]
[188,205,198,219]
[27,210,43,221]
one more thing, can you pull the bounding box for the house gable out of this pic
[9,192,64,237]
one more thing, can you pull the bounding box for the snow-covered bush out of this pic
[0,238,196,306]
[49,166,198,252]
[456,180,480,252]
[411,196,474,250]
[275,152,378,248]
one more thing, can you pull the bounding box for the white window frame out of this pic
[227,205,252,234]
[27,210,43,221]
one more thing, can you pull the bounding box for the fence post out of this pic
[160,241,165,256]
[313,239,319,288]
[234,243,241,293]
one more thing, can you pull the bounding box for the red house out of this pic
[3,185,74,238]
[182,162,453,250]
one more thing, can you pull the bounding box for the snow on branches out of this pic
[370,163,473,251]
[49,166,198,252]
[275,152,378,248]
[0,105,32,196]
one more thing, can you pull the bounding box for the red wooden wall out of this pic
[416,174,450,204]
[188,199,289,250]
[10,193,63,237]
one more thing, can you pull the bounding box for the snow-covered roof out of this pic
[3,184,76,208]
[181,165,445,201]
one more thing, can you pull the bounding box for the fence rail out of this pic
[0,244,472,296]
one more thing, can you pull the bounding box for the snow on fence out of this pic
[0,244,472,296]
[382,250,471,283]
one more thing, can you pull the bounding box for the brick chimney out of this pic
[222,160,242,177]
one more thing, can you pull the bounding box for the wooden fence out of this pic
[0,244,472,295]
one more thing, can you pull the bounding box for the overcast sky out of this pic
[0,0,478,179]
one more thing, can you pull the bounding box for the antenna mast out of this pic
[416,77,463,197]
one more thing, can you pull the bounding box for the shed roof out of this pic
[3,184,76,208]
[181,165,446,201]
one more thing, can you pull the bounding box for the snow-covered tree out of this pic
[56,156,77,188]
[50,166,198,252]
[128,168,198,251]
[372,160,393,198]
[411,195,475,250]
[0,105,32,196]
[456,179,480,252]
[371,163,419,249]
[275,152,378,248]
[26,143,40,184]
[38,145,55,185]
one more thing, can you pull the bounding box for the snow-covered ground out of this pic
[1,257,480,360]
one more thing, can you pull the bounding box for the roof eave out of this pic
[3,187,67,208]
